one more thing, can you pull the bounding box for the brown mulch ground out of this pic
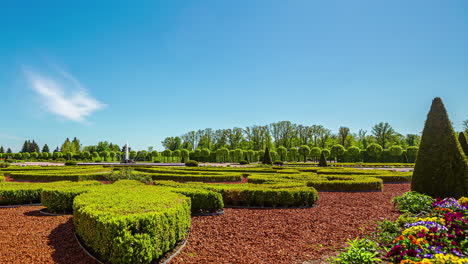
[0,183,409,264]
[172,183,410,264]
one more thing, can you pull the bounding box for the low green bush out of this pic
[151,173,242,182]
[0,163,10,168]
[0,181,80,205]
[41,181,102,213]
[7,172,110,182]
[64,161,78,166]
[161,187,224,213]
[239,160,249,165]
[273,160,284,166]
[391,191,435,214]
[307,175,383,192]
[185,160,199,167]
[73,186,191,264]
[328,238,381,264]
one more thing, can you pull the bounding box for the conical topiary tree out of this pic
[318,152,328,167]
[262,146,273,165]
[411,97,468,198]
[459,132,468,157]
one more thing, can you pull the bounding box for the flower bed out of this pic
[386,194,467,263]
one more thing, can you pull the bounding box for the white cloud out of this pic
[0,133,23,141]
[25,68,105,123]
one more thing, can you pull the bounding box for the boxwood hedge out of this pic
[73,186,191,264]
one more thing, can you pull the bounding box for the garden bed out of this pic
[0,183,410,263]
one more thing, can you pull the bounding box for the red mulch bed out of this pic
[0,206,98,264]
[0,183,409,264]
[172,183,410,264]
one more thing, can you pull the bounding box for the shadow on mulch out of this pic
[23,209,55,217]
[48,219,100,264]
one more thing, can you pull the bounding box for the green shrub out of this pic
[318,152,327,167]
[151,173,242,182]
[262,147,272,165]
[411,97,468,198]
[391,191,435,214]
[185,160,199,167]
[73,187,191,264]
[328,238,381,264]
[273,160,284,166]
[161,187,224,213]
[239,160,249,165]
[65,161,78,166]
[0,163,10,168]
[41,181,102,213]
[0,175,4,182]
[105,167,153,184]
[307,175,383,192]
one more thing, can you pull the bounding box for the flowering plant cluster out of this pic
[386,196,468,264]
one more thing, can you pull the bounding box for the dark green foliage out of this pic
[185,160,199,167]
[262,147,272,165]
[391,191,435,214]
[318,152,327,167]
[239,160,249,165]
[459,132,468,156]
[411,97,468,198]
[273,160,284,166]
[65,161,78,166]
[0,163,10,168]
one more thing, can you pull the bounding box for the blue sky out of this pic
[1,0,467,151]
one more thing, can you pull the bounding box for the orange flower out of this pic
[393,235,405,243]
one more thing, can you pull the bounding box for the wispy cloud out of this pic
[25,68,105,123]
[0,133,24,141]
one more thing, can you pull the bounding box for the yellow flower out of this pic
[458,196,468,205]
[402,226,430,236]
[433,253,468,264]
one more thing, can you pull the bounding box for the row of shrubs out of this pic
[283,162,415,168]
[154,180,318,208]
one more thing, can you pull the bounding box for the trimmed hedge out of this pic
[73,186,191,264]
[162,187,224,213]
[41,181,102,213]
[7,171,111,182]
[154,181,318,208]
[0,181,84,205]
[0,174,4,182]
[150,173,242,182]
[306,175,383,192]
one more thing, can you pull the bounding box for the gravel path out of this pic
[0,183,410,264]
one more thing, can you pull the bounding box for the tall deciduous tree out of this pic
[161,137,182,151]
[61,138,72,153]
[371,122,395,148]
[338,127,350,147]
[298,145,310,162]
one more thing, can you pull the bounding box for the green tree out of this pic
[22,152,30,160]
[180,149,190,163]
[162,149,172,162]
[129,151,137,160]
[318,152,327,167]
[71,137,81,153]
[65,152,73,160]
[338,127,350,146]
[216,148,229,163]
[366,143,383,159]
[53,152,63,159]
[277,146,287,161]
[406,146,419,163]
[389,145,403,156]
[161,137,182,151]
[412,97,468,198]
[42,144,50,153]
[61,138,72,153]
[298,145,310,162]
[330,144,345,162]
[371,122,395,149]
[289,147,298,162]
[234,149,243,162]
[172,150,181,162]
[82,151,91,160]
[262,147,272,165]
[0,146,3,153]
[310,147,321,162]
[200,148,210,162]
[100,151,109,161]
[463,119,468,135]
[347,146,361,162]
[109,151,116,161]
